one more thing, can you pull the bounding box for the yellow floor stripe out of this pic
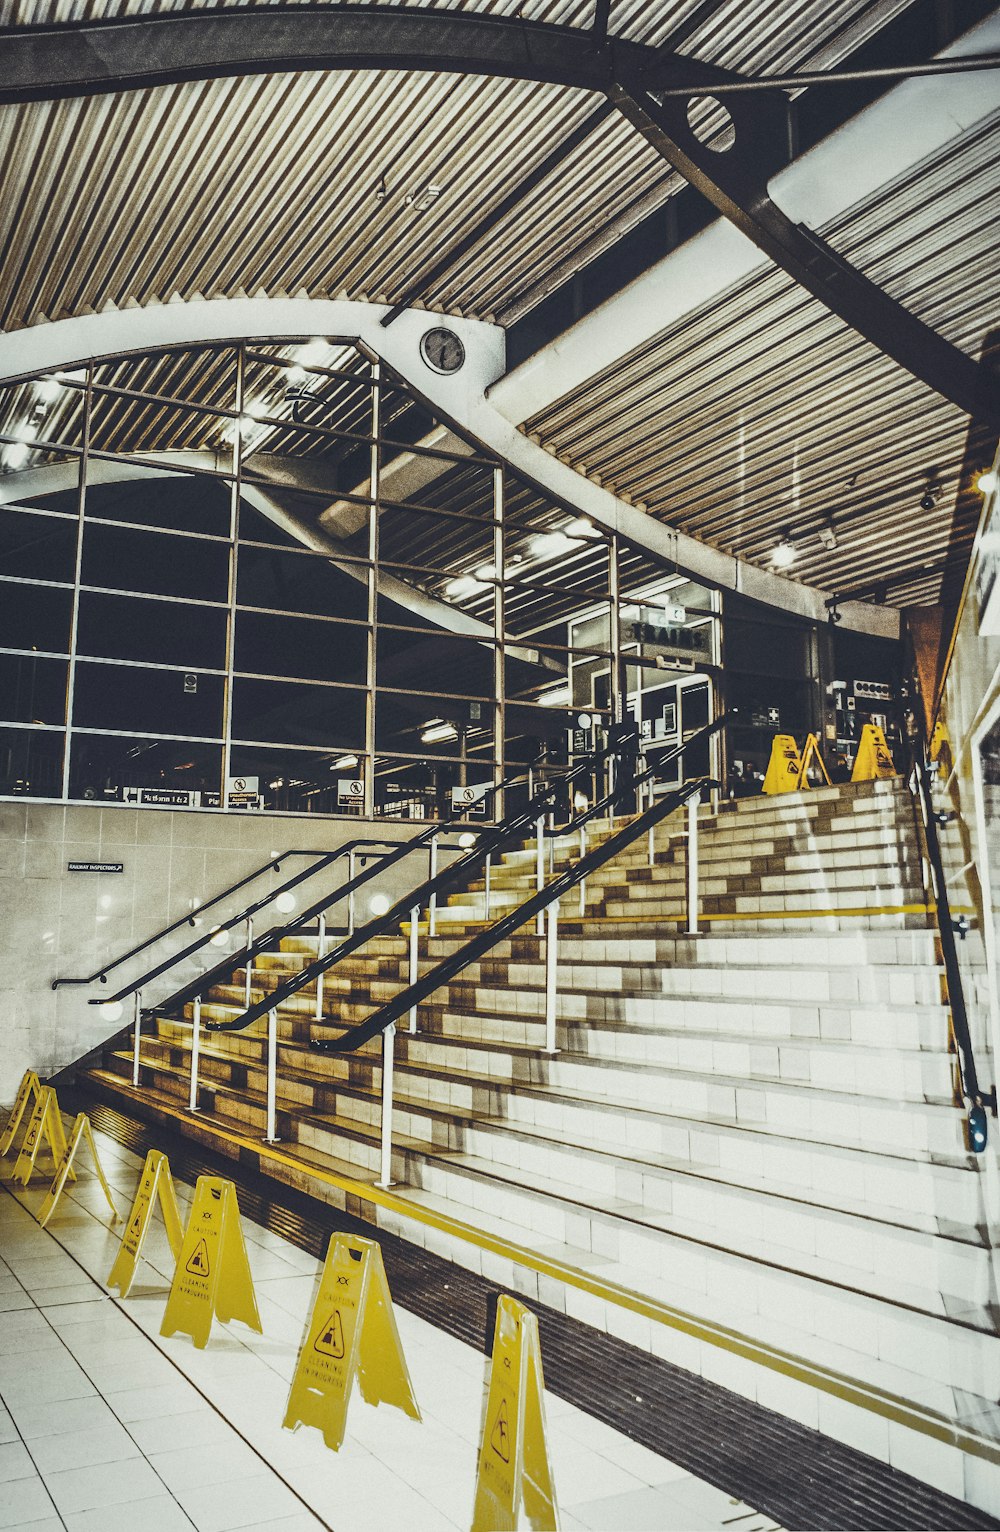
[105,1087,999,1465]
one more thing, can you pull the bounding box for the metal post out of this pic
[131,992,142,1086]
[685,790,700,934]
[535,815,546,935]
[429,833,439,937]
[315,912,326,1021]
[265,1008,278,1142]
[408,906,419,1034]
[648,785,656,866]
[376,1023,396,1188]
[544,900,560,1055]
[244,916,253,1007]
[347,850,356,936]
[579,827,587,915]
[188,998,201,1113]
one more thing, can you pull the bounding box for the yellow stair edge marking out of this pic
[409,904,936,933]
[113,1088,1000,1466]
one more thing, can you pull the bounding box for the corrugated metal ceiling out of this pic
[527,111,1000,609]
[0,0,991,611]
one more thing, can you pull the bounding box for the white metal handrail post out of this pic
[544,899,560,1055]
[647,780,657,867]
[579,826,587,915]
[264,1008,278,1142]
[408,906,419,1033]
[429,833,439,937]
[535,815,546,935]
[376,1023,396,1188]
[347,851,357,936]
[131,991,142,1086]
[315,913,326,1021]
[685,789,700,935]
[244,916,254,1007]
[484,854,492,919]
[188,998,201,1113]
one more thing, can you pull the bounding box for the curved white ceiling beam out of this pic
[0,298,895,637]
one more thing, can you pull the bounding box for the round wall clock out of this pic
[420,327,466,375]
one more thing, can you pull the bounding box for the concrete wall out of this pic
[0,801,450,1103]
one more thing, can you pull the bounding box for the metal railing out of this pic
[899,693,996,1145]
[52,846,340,990]
[320,762,718,1185]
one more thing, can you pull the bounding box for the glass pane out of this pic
[0,583,73,653]
[228,744,367,817]
[376,628,494,699]
[68,733,222,804]
[0,655,67,726]
[0,506,77,582]
[80,522,229,603]
[231,678,367,749]
[88,390,234,468]
[72,662,225,739]
[375,689,494,763]
[235,612,367,686]
[77,590,228,669]
[82,473,231,538]
[236,546,368,623]
[0,726,64,798]
[0,375,86,460]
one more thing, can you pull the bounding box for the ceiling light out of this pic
[978,471,998,496]
[369,893,391,916]
[422,721,458,744]
[564,517,598,539]
[771,538,796,570]
[475,564,497,582]
[538,681,571,707]
[35,378,61,404]
[286,364,307,385]
[209,925,230,948]
[3,441,30,470]
[529,530,578,562]
[330,753,358,771]
[98,1000,124,1022]
[275,891,297,914]
[458,832,477,849]
[444,574,486,600]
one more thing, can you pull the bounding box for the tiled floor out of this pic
[0,1125,784,1532]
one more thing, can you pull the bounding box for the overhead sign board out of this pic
[67,861,123,874]
[620,605,711,666]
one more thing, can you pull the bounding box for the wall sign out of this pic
[68,861,123,874]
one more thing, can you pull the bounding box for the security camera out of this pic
[920,491,937,511]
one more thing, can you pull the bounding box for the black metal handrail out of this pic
[316,771,716,1055]
[901,706,993,1120]
[196,738,633,1034]
[87,838,413,1008]
[52,847,336,989]
[198,714,727,1039]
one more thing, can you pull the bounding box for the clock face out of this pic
[420,327,465,375]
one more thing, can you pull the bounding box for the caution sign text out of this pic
[283,1233,420,1452]
[160,1176,261,1349]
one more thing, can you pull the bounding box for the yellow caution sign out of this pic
[930,719,950,763]
[472,1295,558,1532]
[108,1150,185,1298]
[798,732,831,788]
[11,1087,74,1187]
[283,1233,420,1451]
[852,723,897,782]
[762,734,805,795]
[0,1070,42,1158]
[39,1113,120,1228]
[160,1176,261,1349]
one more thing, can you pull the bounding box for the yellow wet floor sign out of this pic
[852,723,897,781]
[472,1295,558,1532]
[108,1149,185,1298]
[283,1233,420,1451]
[39,1113,120,1228]
[160,1176,261,1349]
[762,734,805,795]
[11,1087,74,1187]
[797,732,831,787]
[0,1070,42,1157]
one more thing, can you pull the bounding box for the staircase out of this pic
[76,776,1000,1513]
